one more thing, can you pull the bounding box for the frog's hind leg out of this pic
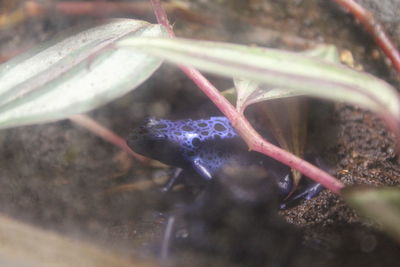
[191,158,213,181]
[280,182,324,209]
[161,167,207,203]
[290,182,324,201]
[280,153,333,208]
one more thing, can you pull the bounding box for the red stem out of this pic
[69,114,149,163]
[150,0,344,194]
[23,1,154,17]
[55,1,151,16]
[334,0,400,74]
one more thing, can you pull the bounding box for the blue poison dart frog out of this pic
[127,116,323,204]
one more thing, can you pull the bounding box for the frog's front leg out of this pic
[160,168,184,193]
[160,166,209,198]
[191,157,213,181]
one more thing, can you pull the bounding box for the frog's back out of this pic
[127,116,294,197]
[127,116,240,167]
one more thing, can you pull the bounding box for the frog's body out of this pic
[127,116,321,201]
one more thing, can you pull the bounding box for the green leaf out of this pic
[232,46,340,188]
[234,45,340,112]
[234,78,306,113]
[118,37,400,121]
[343,186,400,243]
[0,19,167,129]
[302,44,340,63]
[0,215,154,266]
[220,88,237,104]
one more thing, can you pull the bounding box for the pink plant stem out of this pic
[23,1,155,17]
[69,114,149,163]
[334,0,400,74]
[55,1,152,16]
[150,0,344,194]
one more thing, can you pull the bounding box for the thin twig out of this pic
[149,0,344,194]
[69,114,149,162]
[334,0,400,74]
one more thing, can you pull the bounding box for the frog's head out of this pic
[127,117,188,166]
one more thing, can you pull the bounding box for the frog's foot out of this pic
[160,214,176,260]
[280,183,324,209]
[160,168,184,193]
[276,173,293,198]
[296,182,324,200]
[159,207,189,261]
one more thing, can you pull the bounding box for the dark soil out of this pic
[0,0,400,266]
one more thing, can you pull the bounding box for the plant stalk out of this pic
[149,0,344,194]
